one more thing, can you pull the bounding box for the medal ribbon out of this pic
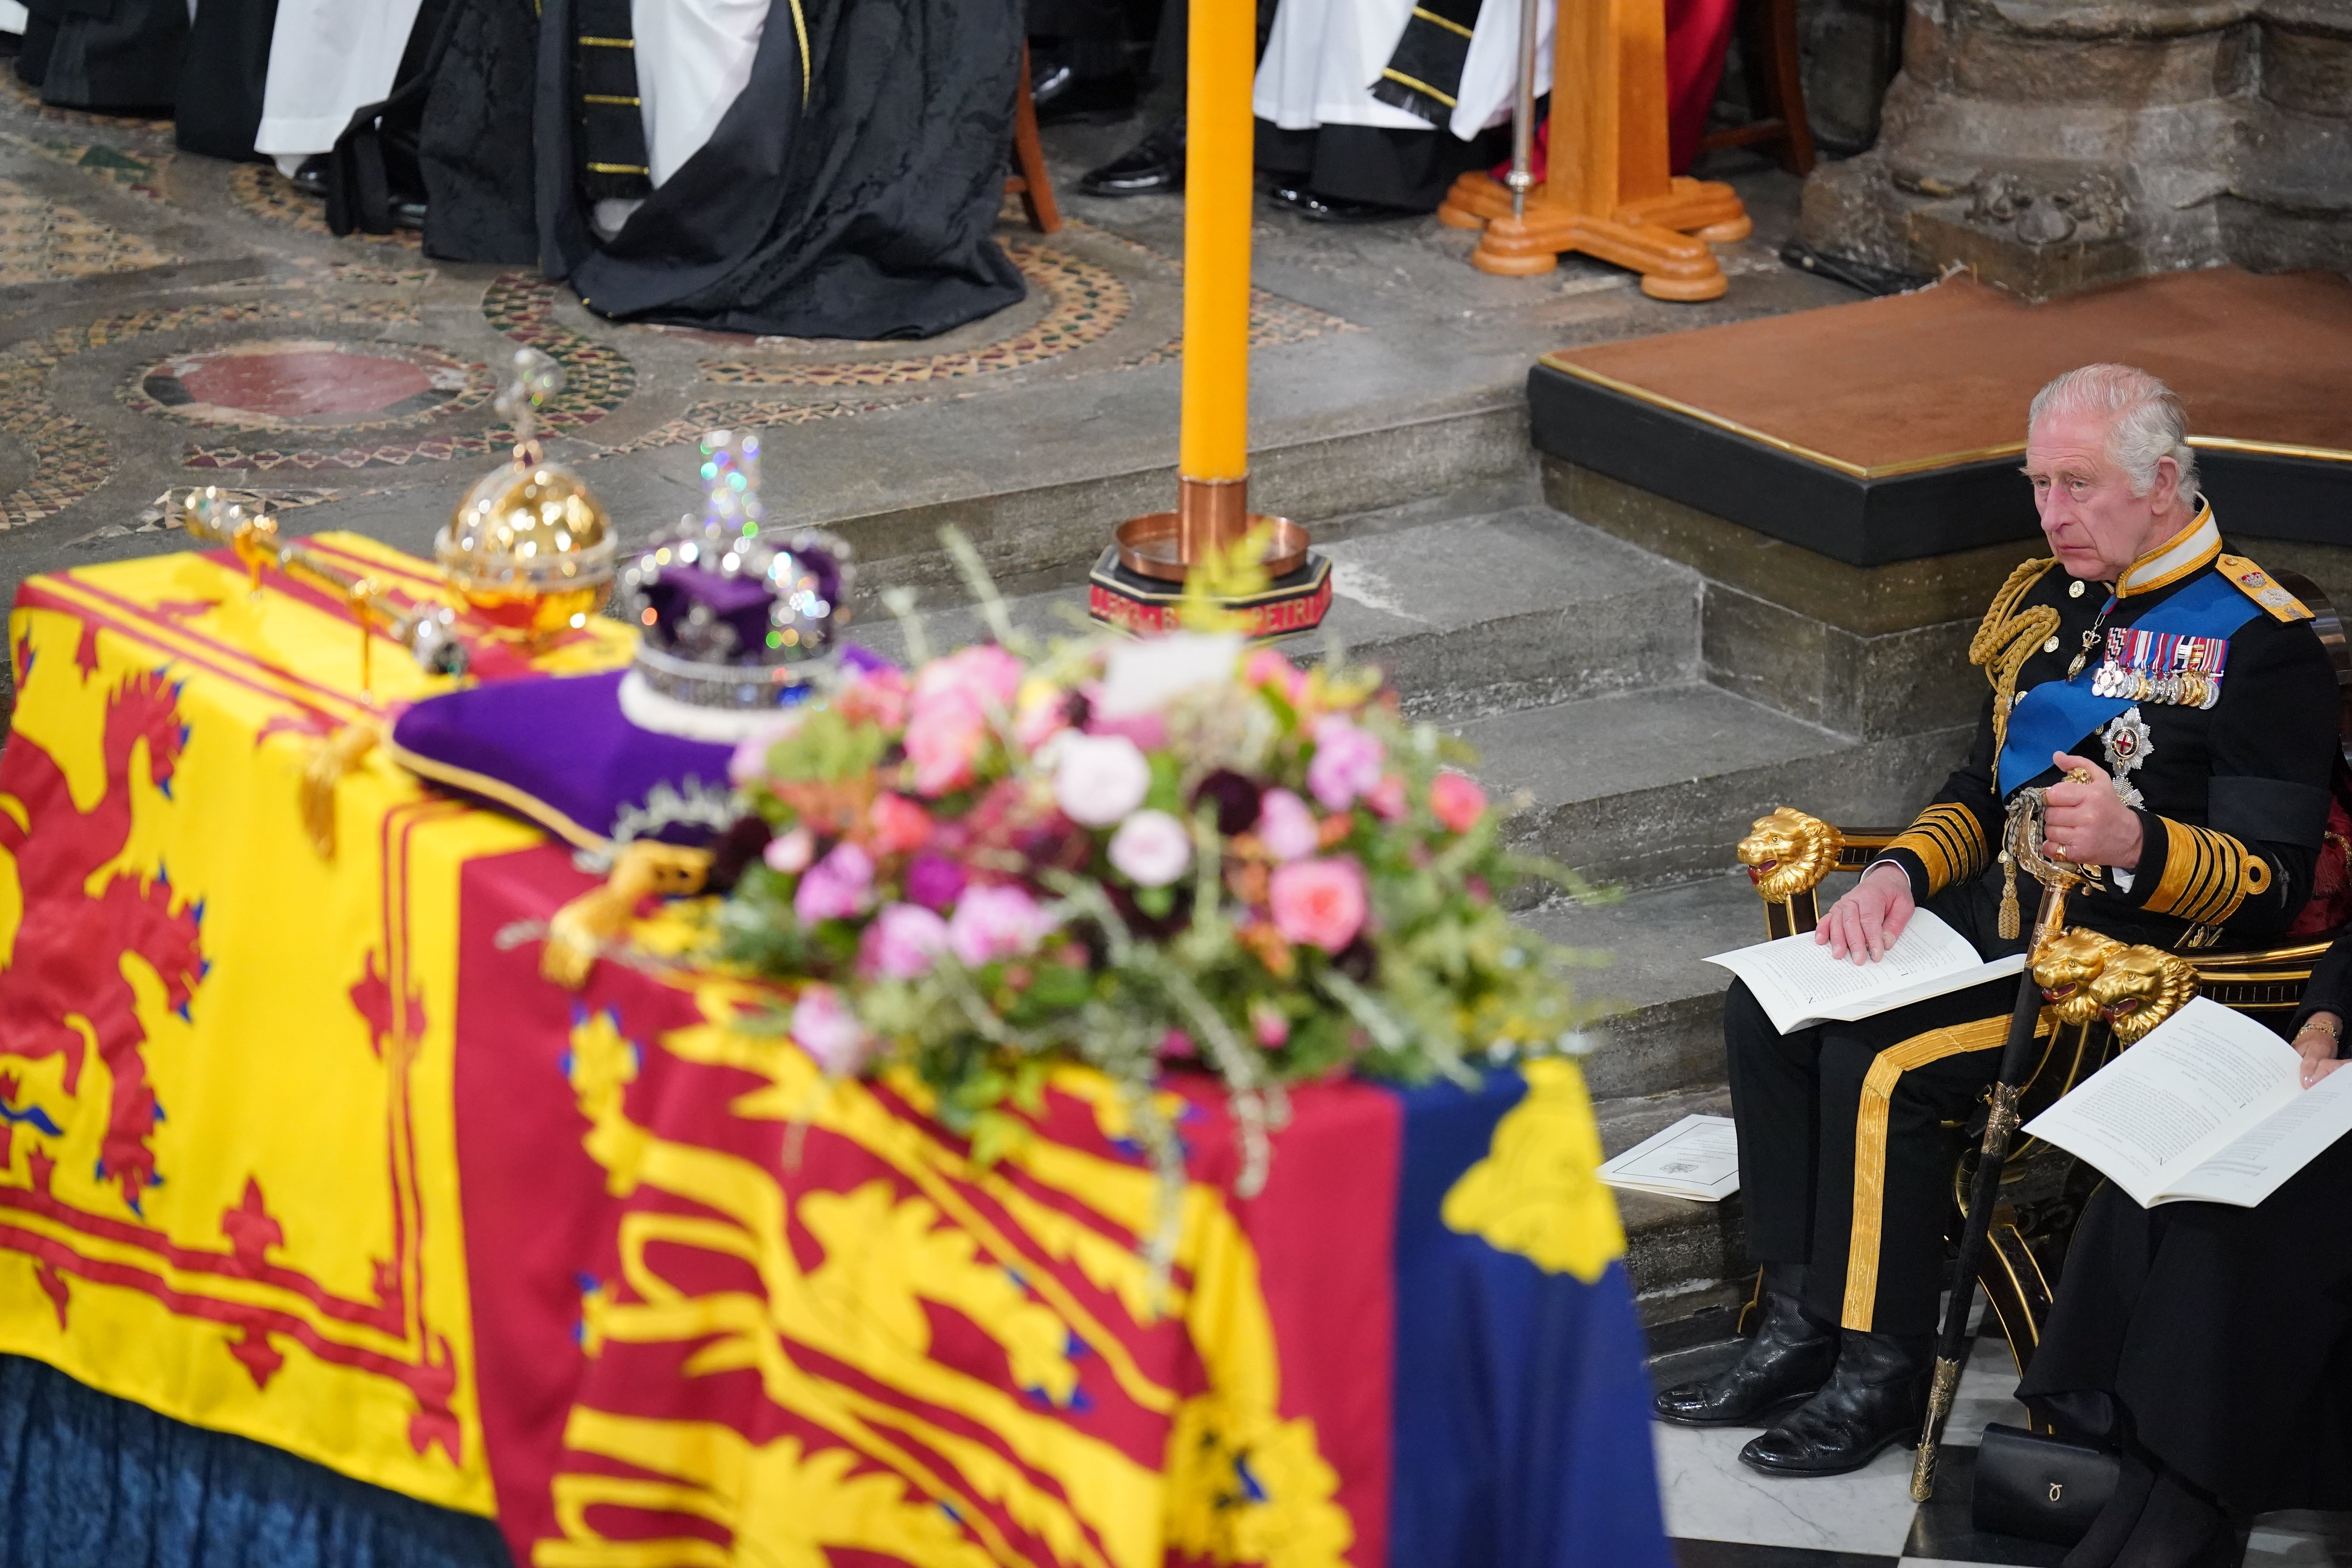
[1997,571,2257,796]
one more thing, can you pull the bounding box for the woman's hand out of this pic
[2043,753,2146,869]
[2296,1012,2344,1089]
[1815,862,1916,965]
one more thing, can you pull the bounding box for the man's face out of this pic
[2024,407,2179,581]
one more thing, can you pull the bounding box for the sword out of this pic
[1910,775,2094,1502]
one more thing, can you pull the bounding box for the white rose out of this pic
[1108,809,1193,887]
[1053,733,1152,827]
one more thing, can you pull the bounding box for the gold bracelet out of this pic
[2301,1015,2342,1041]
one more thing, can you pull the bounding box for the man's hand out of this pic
[1815,862,1916,965]
[2042,753,2145,869]
[2296,1014,2345,1089]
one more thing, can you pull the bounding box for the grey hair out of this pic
[2028,363,2200,505]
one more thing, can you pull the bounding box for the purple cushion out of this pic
[388,671,736,850]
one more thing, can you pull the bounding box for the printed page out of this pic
[2160,1065,2352,1207]
[1705,911,2011,1034]
[2023,997,2302,1207]
[1598,1114,1740,1201]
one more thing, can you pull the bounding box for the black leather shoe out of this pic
[1267,183,1419,224]
[1080,116,1183,196]
[289,154,329,198]
[1654,1278,1837,1427]
[1035,68,1138,126]
[1739,1329,1933,1476]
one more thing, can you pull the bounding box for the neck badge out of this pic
[2089,626,2226,709]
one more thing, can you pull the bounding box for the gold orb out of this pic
[437,457,616,644]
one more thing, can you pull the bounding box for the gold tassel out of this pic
[1998,851,2020,940]
[299,720,383,858]
[542,842,712,989]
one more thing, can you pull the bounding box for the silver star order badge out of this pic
[2102,707,2153,808]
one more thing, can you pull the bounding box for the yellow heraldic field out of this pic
[0,538,630,1513]
[1440,1057,1626,1284]
[535,985,1354,1568]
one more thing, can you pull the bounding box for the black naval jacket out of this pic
[1875,507,2340,953]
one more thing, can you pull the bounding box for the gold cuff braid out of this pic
[1884,803,1989,898]
[2145,818,2271,929]
[1969,557,2061,782]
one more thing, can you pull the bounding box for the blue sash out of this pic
[1997,570,2256,796]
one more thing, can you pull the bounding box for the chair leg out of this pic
[1762,0,1815,175]
[1008,42,1064,234]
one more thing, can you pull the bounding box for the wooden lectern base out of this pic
[1437,172,1751,299]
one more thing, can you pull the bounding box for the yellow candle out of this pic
[1179,0,1254,482]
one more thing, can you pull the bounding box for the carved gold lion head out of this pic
[2089,946,2199,1044]
[1738,808,1844,903]
[2031,928,2126,1027]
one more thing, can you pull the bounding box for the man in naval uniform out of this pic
[1654,362,2341,1475]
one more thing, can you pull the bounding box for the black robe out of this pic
[174,0,278,160]
[2019,936,2352,1516]
[533,0,1025,339]
[19,0,185,112]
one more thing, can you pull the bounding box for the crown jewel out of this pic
[616,430,854,737]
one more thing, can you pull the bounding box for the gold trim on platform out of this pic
[1538,358,2352,479]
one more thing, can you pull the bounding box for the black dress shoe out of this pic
[1080,116,1183,196]
[1034,69,1138,126]
[392,196,428,230]
[1266,184,1420,224]
[1654,1278,1837,1427]
[289,154,329,198]
[1739,1329,1933,1476]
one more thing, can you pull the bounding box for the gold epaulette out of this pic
[2214,554,2313,622]
[1967,556,2061,763]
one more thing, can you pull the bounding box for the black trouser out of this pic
[1725,973,2018,1336]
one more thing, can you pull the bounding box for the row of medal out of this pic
[2089,626,2227,710]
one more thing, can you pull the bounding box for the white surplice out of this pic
[1252,0,1552,140]
[254,0,425,163]
[633,0,769,187]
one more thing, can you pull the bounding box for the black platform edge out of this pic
[1528,361,2352,568]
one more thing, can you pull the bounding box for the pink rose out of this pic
[1250,1000,1290,1049]
[791,985,873,1076]
[835,665,910,730]
[1108,809,1191,887]
[1269,856,1369,953]
[764,826,815,873]
[860,902,950,978]
[1367,775,1408,822]
[868,792,933,855]
[1306,716,1385,811]
[1053,733,1151,827]
[1245,647,1308,704]
[1014,682,1074,751]
[904,644,1025,796]
[1256,788,1319,862]
[948,882,1052,967]
[794,842,875,924]
[1430,771,1487,834]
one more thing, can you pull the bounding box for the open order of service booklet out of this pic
[1704,909,2027,1034]
[2023,995,2352,1209]
[1597,1114,1740,1202]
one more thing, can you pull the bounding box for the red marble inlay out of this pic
[176,349,436,418]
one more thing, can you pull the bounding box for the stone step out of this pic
[1454,683,1965,891]
[842,494,1704,721]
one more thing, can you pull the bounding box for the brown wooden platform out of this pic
[1529,267,2352,566]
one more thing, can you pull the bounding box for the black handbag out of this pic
[1972,1423,2122,1546]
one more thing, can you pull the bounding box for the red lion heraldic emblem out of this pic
[0,665,207,1209]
